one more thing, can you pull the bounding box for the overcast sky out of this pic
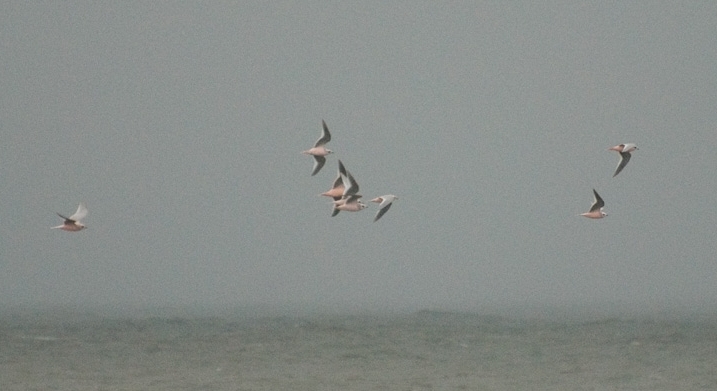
[1,2,716,315]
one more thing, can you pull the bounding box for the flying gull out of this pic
[608,143,638,177]
[52,203,88,231]
[370,195,398,222]
[580,189,607,219]
[320,160,347,200]
[331,169,366,216]
[302,120,333,176]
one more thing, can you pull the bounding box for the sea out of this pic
[2,306,716,390]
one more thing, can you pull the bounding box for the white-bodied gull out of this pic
[302,120,333,176]
[608,143,638,177]
[52,203,88,231]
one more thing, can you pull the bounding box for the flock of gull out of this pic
[580,143,639,219]
[50,127,637,232]
[301,120,398,222]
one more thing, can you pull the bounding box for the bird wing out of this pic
[613,152,632,177]
[342,171,360,196]
[589,189,605,212]
[311,156,326,176]
[314,120,331,147]
[373,202,392,222]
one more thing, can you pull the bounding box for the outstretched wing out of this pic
[613,152,632,177]
[314,120,331,147]
[342,171,359,196]
[70,203,88,221]
[311,156,326,176]
[331,160,346,188]
[373,202,392,222]
[589,189,605,212]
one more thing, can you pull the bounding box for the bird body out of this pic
[580,189,607,219]
[52,203,88,231]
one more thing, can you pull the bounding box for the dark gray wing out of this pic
[311,156,326,176]
[331,160,346,188]
[346,194,363,203]
[343,171,359,196]
[57,213,75,223]
[373,202,392,222]
[331,174,343,189]
[613,152,632,177]
[590,189,605,212]
[315,120,331,147]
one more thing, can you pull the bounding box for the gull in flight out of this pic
[608,143,638,177]
[370,195,398,222]
[331,169,366,216]
[580,189,607,219]
[302,120,333,176]
[332,194,366,216]
[320,160,347,200]
[52,203,88,231]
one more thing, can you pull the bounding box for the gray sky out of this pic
[1,2,716,314]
